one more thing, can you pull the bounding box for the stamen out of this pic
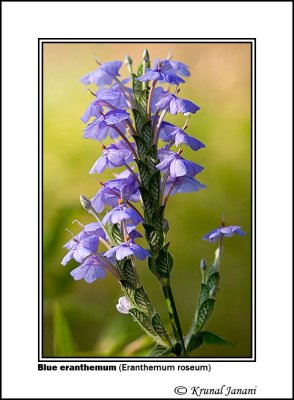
[72,220,84,228]
[65,228,75,238]
[87,88,97,97]
[118,198,124,205]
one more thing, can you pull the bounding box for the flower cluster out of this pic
[61,50,245,357]
[62,54,206,287]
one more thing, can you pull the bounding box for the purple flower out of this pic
[102,204,143,226]
[116,296,131,314]
[156,93,200,115]
[156,151,204,178]
[150,87,169,113]
[160,124,205,151]
[80,61,122,87]
[137,60,185,85]
[166,60,190,77]
[203,226,246,243]
[165,176,206,195]
[104,241,151,261]
[89,144,131,174]
[95,79,132,109]
[61,235,99,266]
[83,109,130,141]
[81,99,104,123]
[70,254,107,283]
[91,173,139,213]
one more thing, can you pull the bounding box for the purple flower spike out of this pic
[83,109,130,141]
[156,93,200,115]
[89,144,131,174]
[156,151,204,178]
[104,241,151,261]
[80,61,122,87]
[70,254,107,283]
[203,226,246,243]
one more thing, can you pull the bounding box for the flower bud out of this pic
[80,195,93,212]
[142,49,150,63]
[124,55,133,74]
[116,296,131,314]
[200,258,207,270]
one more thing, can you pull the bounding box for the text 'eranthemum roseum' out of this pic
[61,51,245,357]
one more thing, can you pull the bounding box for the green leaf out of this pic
[207,272,220,290]
[134,136,148,160]
[186,333,204,353]
[151,313,171,345]
[120,280,136,301]
[148,171,161,206]
[142,121,153,146]
[136,160,150,187]
[200,331,233,346]
[129,308,156,337]
[149,343,180,357]
[53,302,75,356]
[155,243,172,278]
[134,286,152,313]
[137,63,143,77]
[111,224,123,245]
[196,298,215,333]
[198,284,210,306]
[132,109,144,134]
[140,188,155,220]
[148,257,159,277]
[149,344,170,357]
[117,259,137,286]
[143,223,164,250]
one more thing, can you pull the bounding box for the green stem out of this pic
[161,279,186,356]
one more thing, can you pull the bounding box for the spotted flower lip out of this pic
[80,61,122,87]
[203,226,246,243]
[104,241,151,261]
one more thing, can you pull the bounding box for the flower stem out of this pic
[124,163,142,187]
[161,278,186,356]
[110,125,138,159]
[153,109,167,146]
[147,80,157,120]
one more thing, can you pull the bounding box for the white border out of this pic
[2,2,292,399]
[38,38,256,363]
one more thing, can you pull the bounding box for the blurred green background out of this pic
[43,43,252,357]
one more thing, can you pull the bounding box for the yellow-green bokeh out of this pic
[43,43,252,357]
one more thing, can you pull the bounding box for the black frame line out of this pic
[38,38,256,362]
